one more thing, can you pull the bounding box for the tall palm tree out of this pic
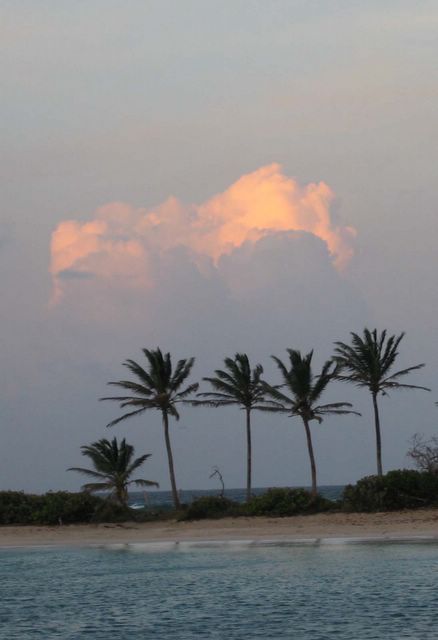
[68,437,158,506]
[334,328,430,476]
[100,348,198,509]
[262,349,359,496]
[194,353,267,501]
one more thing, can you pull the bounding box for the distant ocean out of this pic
[128,485,345,509]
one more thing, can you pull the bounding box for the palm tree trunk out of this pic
[119,486,128,507]
[302,417,317,497]
[372,392,383,477]
[162,410,180,509]
[246,408,252,502]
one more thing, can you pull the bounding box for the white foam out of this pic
[97,535,438,553]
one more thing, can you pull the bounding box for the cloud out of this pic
[57,269,94,280]
[42,167,365,495]
[50,164,356,304]
[50,208,152,304]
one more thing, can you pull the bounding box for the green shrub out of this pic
[63,492,106,522]
[31,491,105,525]
[342,469,438,512]
[91,500,135,523]
[244,487,333,517]
[0,490,106,525]
[179,496,238,521]
[0,491,39,524]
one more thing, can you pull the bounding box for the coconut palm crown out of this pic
[261,349,359,495]
[68,437,158,506]
[193,353,267,501]
[334,328,430,476]
[100,348,198,509]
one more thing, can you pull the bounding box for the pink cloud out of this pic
[50,164,356,303]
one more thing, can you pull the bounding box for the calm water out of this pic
[1,542,438,639]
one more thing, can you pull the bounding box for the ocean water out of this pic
[128,485,345,509]
[2,542,438,639]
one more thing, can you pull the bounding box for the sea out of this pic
[128,485,345,509]
[2,485,438,638]
[2,541,438,638]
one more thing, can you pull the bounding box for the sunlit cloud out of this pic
[50,164,356,303]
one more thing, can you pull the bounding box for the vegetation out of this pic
[179,489,334,520]
[0,491,104,525]
[0,490,180,525]
[179,495,238,520]
[244,487,333,517]
[262,350,359,495]
[209,466,225,498]
[342,469,438,512]
[194,353,267,501]
[101,348,198,509]
[334,329,430,476]
[407,434,438,474]
[68,437,158,506]
[5,330,438,526]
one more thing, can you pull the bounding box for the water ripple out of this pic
[1,543,438,638]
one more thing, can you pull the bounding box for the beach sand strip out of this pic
[2,509,438,548]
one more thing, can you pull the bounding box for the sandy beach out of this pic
[2,509,438,548]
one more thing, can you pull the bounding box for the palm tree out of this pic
[100,348,198,509]
[194,353,267,501]
[262,349,359,496]
[334,328,430,476]
[68,437,158,506]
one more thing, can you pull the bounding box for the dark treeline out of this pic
[69,327,431,510]
[1,327,433,526]
[4,468,438,525]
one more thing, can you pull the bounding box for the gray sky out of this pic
[1,1,438,493]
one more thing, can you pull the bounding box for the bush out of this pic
[91,500,135,523]
[0,491,38,524]
[0,490,107,525]
[179,496,238,521]
[342,469,438,512]
[244,488,333,517]
[0,490,186,525]
[32,492,105,525]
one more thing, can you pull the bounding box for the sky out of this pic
[1,1,438,493]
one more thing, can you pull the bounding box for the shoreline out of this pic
[2,509,438,548]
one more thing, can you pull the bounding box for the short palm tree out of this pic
[100,348,198,509]
[334,328,430,476]
[262,349,359,496]
[68,437,158,506]
[194,353,267,501]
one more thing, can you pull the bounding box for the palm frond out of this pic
[271,355,290,385]
[192,398,240,407]
[334,328,428,396]
[68,437,157,505]
[255,402,290,413]
[129,479,160,488]
[67,467,108,480]
[102,348,197,425]
[170,357,196,392]
[123,358,156,389]
[80,482,114,492]
[262,382,293,407]
[104,380,153,396]
[196,354,266,411]
[381,382,431,392]
[106,407,147,428]
[174,382,200,401]
[314,402,361,416]
[126,453,152,476]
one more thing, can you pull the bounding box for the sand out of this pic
[2,509,438,548]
